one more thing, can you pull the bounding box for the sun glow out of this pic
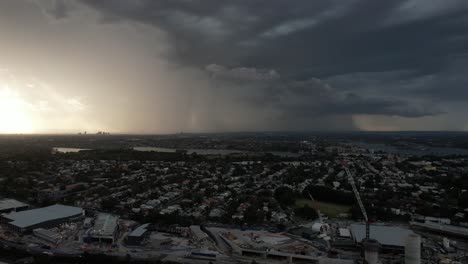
[0,88,35,133]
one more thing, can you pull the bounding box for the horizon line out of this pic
[1,130,468,136]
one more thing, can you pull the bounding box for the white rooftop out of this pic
[339,228,351,238]
[129,223,149,237]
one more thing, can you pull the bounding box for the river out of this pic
[133,147,301,157]
[354,142,468,156]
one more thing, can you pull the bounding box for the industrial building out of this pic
[87,213,119,244]
[350,224,414,252]
[127,223,150,245]
[0,199,29,214]
[1,204,84,233]
[189,225,209,242]
[33,228,62,244]
[83,217,93,228]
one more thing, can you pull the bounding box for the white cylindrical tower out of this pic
[405,234,421,264]
[442,237,450,249]
[364,239,379,264]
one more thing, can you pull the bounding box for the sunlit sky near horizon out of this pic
[2,0,468,134]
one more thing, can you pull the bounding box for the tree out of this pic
[232,165,246,176]
[303,185,354,205]
[244,205,264,224]
[294,205,318,220]
[349,204,363,220]
[459,191,468,208]
[274,186,296,207]
[101,198,119,211]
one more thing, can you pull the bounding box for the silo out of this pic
[405,234,421,264]
[363,239,379,264]
[442,237,450,249]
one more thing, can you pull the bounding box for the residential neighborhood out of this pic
[0,134,468,263]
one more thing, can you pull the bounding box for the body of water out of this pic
[133,147,245,155]
[355,142,468,156]
[133,147,301,157]
[53,147,90,153]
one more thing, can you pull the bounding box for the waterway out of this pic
[133,147,300,157]
[52,148,90,153]
[354,142,468,156]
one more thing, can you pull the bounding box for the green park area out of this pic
[295,199,351,218]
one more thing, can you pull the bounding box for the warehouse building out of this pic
[87,213,119,244]
[33,228,62,244]
[190,225,209,242]
[0,198,29,214]
[1,204,84,233]
[127,223,150,245]
[350,224,414,252]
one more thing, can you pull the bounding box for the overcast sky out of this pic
[1,0,468,133]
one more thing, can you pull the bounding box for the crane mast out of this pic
[307,192,323,224]
[343,164,370,240]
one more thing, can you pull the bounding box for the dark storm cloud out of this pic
[76,0,337,67]
[207,65,441,119]
[326,55,468,103]
[76,0,468,76]
[76,0,468,94]
[38,0,468,131]
[50,0,68,19]
[37,0,70,19]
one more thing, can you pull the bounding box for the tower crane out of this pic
[342,161,380,264]
[307,191,323,224]
[342,161,370,240]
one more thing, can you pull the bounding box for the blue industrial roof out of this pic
[3,204,82,228]
[350,224,414,247]
[129,223,150,237]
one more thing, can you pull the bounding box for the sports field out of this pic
[295,199,351,218]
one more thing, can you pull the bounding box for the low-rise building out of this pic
[33,228,62,244]
[127,223,150,245]
[1,204,84,233]
[0,198,29,214]
[87,213,119,244]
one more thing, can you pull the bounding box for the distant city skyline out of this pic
[1,0,468,134]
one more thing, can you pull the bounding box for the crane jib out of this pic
[344,166,370,240]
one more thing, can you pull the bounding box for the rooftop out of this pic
[91,213,119,238]
[2,204,83,228]
[128,223,149,237]
[338,228,351,238]
[33,228,62,240]
[190,225,209,240]
[350,224,414,247]
[0,199,28,212]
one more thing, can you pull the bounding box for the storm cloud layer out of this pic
[1,0,468,132]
